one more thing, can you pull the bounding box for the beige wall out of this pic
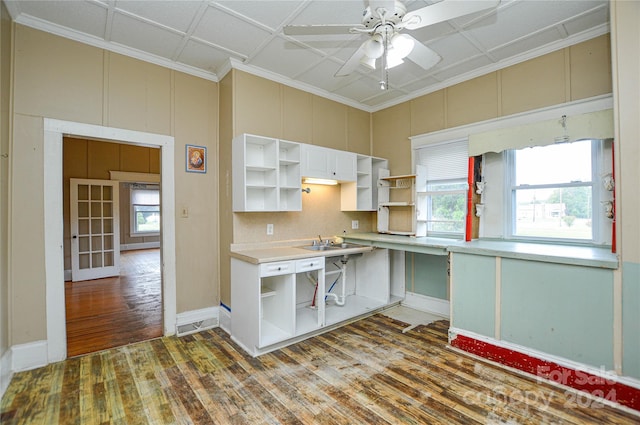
[10,25,219,344]
[62,137,161,271]
[374,34,613,175]
[0,3,11,363]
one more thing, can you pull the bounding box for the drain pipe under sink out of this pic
[325,255,349,306]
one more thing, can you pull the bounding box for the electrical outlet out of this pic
[266,223,274,235]
[351,220,359,230]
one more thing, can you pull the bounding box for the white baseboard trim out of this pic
[0,348,13,400]
[120,242,160,251]
[401,292,450,318]
[176,306,219,337]
[11,340,48,373]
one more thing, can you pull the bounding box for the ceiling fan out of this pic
[284,0,500,89]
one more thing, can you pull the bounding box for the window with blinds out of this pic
[130,184,160,236]
[415,140,469,237]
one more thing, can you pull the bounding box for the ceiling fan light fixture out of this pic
[360,55,377,70]
[390,33,415,59]
[363,35,384,59]
[385,50,405,69]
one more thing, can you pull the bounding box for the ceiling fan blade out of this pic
[283,24,360,36]
[403,0,500,30]
[334,42,368,77]
[403,35,442,70]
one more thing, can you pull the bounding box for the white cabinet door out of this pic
[301,144,331,179]
[301,144,356,182]
[332,149,357,181]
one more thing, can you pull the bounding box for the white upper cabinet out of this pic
[341,155,388,211]
[233,134,301,212]
[301,144,356,182]
[233,133,386,213]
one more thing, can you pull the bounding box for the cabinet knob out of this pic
[277,267,281,271]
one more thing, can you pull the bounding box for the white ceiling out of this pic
[4,0,610,112]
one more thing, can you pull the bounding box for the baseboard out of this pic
[449,327,640,413]
[176,306,219,337]
[120,242,160,251]
[219,302,231,334]
[0,348,13,400]
[401,292,450,318]
[11,340,48,373]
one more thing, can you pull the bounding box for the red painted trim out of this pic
[465,157,474,242]
[450,333,640,412]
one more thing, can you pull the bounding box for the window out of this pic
[415,140,469,238]
[507,139,602,242]
[130,185,160,236]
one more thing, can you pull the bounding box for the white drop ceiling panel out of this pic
[178,39,235,73]
[113,1,204,33]
[110,12,185,58]
[4,0,610,112]
[193,5,272,56]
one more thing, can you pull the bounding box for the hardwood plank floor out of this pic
[65,249,162,357]
[2,314,638,424]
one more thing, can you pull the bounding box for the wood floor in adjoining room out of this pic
[2,314,638,425]
[65,249,163,357]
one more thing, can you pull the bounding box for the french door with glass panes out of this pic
[70,178,120,281]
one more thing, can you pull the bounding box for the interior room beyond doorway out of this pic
[65,248,162,357]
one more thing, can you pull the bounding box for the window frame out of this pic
[130,185,161,237]
[505,139,603,244]
[414,139,469,239]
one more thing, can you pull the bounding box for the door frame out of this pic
[44,118,176,363]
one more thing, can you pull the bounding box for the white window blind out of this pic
[416,140,468,181]
[131,187,159,205]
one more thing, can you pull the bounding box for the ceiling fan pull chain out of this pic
[380,26,389,90]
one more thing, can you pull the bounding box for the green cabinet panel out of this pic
[501,258,614,369]
[451,253,496,337]
[406,253,448,300]
[623,261,640,379]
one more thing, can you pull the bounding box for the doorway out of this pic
[43,119,177,363]
[63,137,163,356]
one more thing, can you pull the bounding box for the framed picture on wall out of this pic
[186,144,206,173]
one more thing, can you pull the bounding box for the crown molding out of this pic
[13,13,219,83]
[12,10,609,114]
[372,23,610,112]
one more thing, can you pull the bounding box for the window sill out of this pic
[447,239,618,269]
[130,232,160,238]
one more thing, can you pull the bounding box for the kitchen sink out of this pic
[301,243,362,251]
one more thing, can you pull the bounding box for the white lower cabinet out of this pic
[231,256,325,356]
[231,249,398,357]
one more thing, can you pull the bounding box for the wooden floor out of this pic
[65,249,163,357]
[2,314,638,424]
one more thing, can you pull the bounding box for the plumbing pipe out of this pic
[325,256,348,306]
[306,271,318,308]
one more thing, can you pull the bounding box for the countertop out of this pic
[230,241,374,265]
[343,232,619,269]
[230,233,618,269]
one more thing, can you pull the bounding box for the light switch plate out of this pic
[351,220,359,230]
